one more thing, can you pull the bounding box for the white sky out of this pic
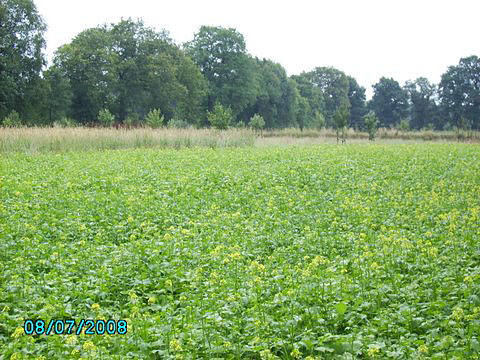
[36,0,479,98]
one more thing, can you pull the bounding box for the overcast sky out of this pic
[36,0,479,98]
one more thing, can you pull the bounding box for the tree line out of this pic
[1,0,479,130]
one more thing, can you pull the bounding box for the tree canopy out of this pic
[1,1,478,131]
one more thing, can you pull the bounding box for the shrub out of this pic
[98,109,115,127]
[124,113,139,128]
[397,118,410,132]
[363,111,379,141]
[314,111,326,129]
[208,103,233,130]
[249,114,265,130]
[55,117,77,128]
[2,110,22,127]
[145,109,164,128]
[167,117,189,129]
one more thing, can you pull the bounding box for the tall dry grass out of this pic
[0,127,256,154]
[1,126,478,154]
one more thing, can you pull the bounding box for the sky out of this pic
[35,0,480,98]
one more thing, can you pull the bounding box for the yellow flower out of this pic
[91,303,100,311]
[290,348,301,359]
[10,353,21,360]
[35,357,46,360]
[165,279,173,288]
[66,335,77,345]
[367,346,380,357]
[370,262,380,271]
[418,344,428,353]
[170,338,182,352]
[451,306,464,321]
[82,340,96,351]
[71,349,79,356]
[148,296,157,304]
[11,327,24,337]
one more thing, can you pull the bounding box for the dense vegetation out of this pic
[2,144,479,359]
[1,0,479,131]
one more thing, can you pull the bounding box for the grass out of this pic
[1,127,479,154]
[1,143,479,359]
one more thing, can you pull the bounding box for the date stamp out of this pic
[23,319,127,336]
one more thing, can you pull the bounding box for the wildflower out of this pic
[418,344,428,353]
[260,349,276,360]
[35,357,46,360]
[11,327,24,337]
[370,262,380,271]
[129,291,138,303]
[451,306,464,321]
[367,346,380,357]
[66,335,77,345]
[464,275,473,284]
[165,279,173,288]
[91,303,100,311]
[10,353,21,360]
[163,233,173,241]
[170,338,182,352]
[148,296,157,304]
[127,216,134,223]
[71,350,79,356]
[290,348,301,359]
[82,341,96,351]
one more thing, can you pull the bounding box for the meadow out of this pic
[1,143,479,359]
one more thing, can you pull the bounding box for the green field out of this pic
[1,144,480,359]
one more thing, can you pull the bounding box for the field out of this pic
[1,143,480,359]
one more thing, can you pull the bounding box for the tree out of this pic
[333,99,350,143]
[241,58,298,128]
[404,77,439,130]
[347,76,367,129]
[185,26,257,120]
[207,102,233,130]
[302,67,350,127]
[369,77,408,128]
[54,19,206,125]
[439,56,480,130]
[290,73,325,129]
[43,66,72,124]
[363,111,379,141]
[0,0,46,120]
[249,114,265,130]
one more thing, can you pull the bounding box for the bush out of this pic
[145,109,164,128]
[363,111,379,141]
[2,110,22,127]
[208,103,233,130]
[124,113,139,128]
[167,117,189,129]
[98,109,115,127]
[249,114,265,130]
[55,117,77,128]
[314,111,326,129]
[397,118,410,132]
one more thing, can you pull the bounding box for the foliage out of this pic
[54,19,206,124]
[439,55,480,130]
[185,26,257,120]
[54,117,77,128]
[124,113,139,128]
[97,109,115,127]
[1,145,479,359]
[0,0,46,120]
[363,110,378,140]
[2,110,22,127]
[347,76,367,129]
[397,118,410,132]
[404,77,438,130]
[145,109,165,128]
[333,99,350,143]
[167,117,190,129]
[207,103,233,130]
[369,77,409,128]
[249,114,265,130]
